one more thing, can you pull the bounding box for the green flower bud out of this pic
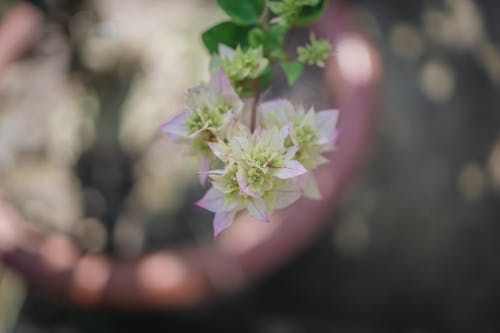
[218,45,269,85]
[297,33,332,67]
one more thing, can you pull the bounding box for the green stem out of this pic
[259,0,270,29]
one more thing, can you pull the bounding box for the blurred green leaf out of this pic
[202,22,252,54]
[280,61,304,85]
[296,0,328,27]
[248,27,266,47]
[216,0,265,26]
[266,24,287,49]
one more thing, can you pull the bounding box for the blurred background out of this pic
[1,0,500,332]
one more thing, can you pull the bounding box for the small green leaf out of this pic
[296,0,328,27]
[216,0,265,26]
[202,21,252,54]
[280,61,304,85]
[248,27,266,47]
[266,24,287,49]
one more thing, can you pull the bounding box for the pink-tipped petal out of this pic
[247,199,269,223]
[272,160,308,179]
[195,186,236,213]
[211,68,235,96]
[213,211,236,237]
[160,111,190,141]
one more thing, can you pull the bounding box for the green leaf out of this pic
[202,21,252,54]
[248,27,266,47]
[280,61,304,85]
[216,0,265,26]
[266,24,286,49]
[296,0,328,27]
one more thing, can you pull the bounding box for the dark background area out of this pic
[3,0,500,332]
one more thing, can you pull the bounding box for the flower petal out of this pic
[207,141,231,161]
[303,173,322,199]
[211,68,236,97]
[236,170,259,198]
[213,210,236,237]
[273,180,302,210]
[272,160,308,179]
[258,99,294,128]
[316,109,339,143]
[247,198,269,223]
[301,107,316,127]
[160,111,190,141]
[195,186,236,213]
[267,127,284,151]
[284,145,299,161]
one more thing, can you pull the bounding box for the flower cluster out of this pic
[161,69,338,236]
[161,0,336,236]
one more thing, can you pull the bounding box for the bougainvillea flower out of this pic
[160,69,243,185]
[196,124,306,236]
[259,99,339,198]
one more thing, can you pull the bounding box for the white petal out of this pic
[207,141,230,161]
[301,108,316,127]
[284,145,299,161]
[160,111,190,141]
[195,186,236,213]
[316,109,339,143]
[272,160,308,179]
[210,68,236,97]
[258,99,294,127]
[267,127,284,151]
[303,173,322,200]
[247,199,269,223]
[273,181,302,210]
[213,211,236,237]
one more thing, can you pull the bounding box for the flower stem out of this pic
[250,85,261,132]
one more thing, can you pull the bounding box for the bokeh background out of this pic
[1,0,500,332]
